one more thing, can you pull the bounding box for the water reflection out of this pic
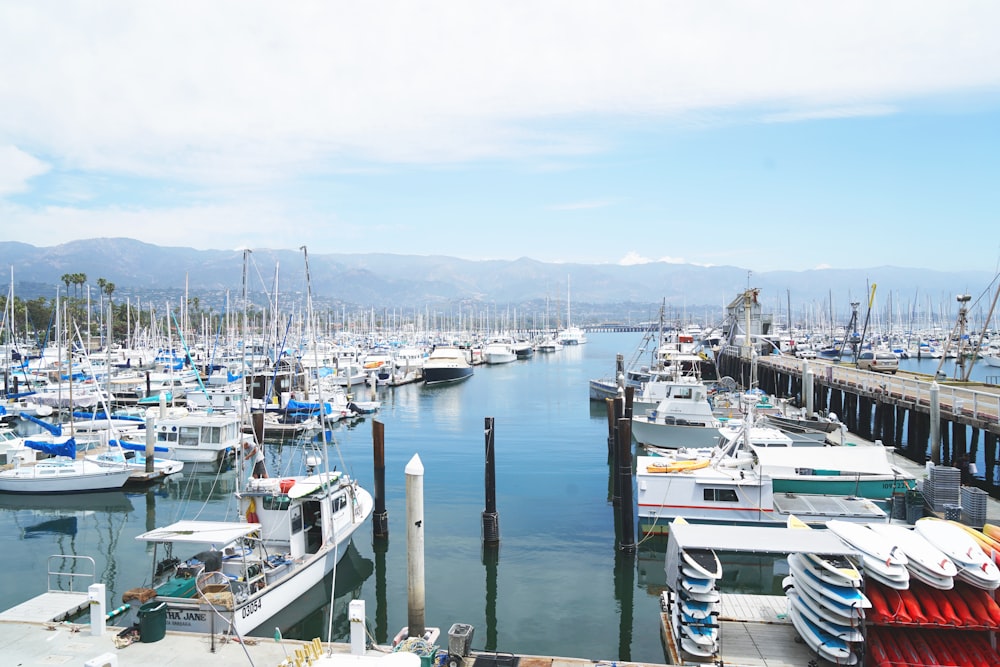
[482,545,499,651]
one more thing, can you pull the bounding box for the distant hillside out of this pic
[0,238,993,323]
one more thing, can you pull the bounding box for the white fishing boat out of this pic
[630,378,723,449]
[121,469,372,636]
[0,438,133,493]
[636,443,889,533]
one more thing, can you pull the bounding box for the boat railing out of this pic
[47,554,96,594]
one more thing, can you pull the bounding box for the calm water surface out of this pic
[1,332,671,663]
[3,336,997,662]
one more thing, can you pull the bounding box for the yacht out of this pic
[422,346,474,384]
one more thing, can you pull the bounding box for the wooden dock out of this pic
[661,593,842,667]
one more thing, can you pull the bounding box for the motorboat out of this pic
[422,347,474,384]
[481,336,517,365]
[630,377,723,448]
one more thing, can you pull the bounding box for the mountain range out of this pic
[0,238,994,323]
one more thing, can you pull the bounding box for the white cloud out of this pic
[762,105,898,123]
[619,252,690,266]
[0,146,49,196]
[2,1,999,185]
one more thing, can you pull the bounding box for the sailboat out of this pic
[116,246,374,637]
[556,276,587,345]
[0,438,133,493]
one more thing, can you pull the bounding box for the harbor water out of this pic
[0,333,996,663]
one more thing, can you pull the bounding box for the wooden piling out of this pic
[372,420,388,539]
[482,417,500,545]
[616,417,635,553]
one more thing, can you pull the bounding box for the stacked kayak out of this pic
[667,518,721,659]
[867,579,1000,629]
[868,627,1000,667]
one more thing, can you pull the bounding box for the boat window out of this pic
[262,494,290,511]
[703,488,738,502]
[290,506,303,533]
[178,426,200,447]
[332,493,347,513]
[674,387,692,399]
[157,431,177,443]
[202,426,221,444]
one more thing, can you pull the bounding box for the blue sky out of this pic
[2,2,999,273]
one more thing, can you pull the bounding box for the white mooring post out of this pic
[350,599,366,655]
[88,583,106,636]
[406,454,426,639]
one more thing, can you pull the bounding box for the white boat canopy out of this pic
[135,520,261,545]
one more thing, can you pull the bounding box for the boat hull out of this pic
[0,460,133,494]
[422,367,473,384]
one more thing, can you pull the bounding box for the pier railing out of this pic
[761,355,1000,429]
[47,555,96,594]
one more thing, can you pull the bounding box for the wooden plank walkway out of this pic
[0,591,90,623]
[662,593,846,666]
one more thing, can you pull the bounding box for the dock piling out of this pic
[372,420,388,539]
[405,454,426,639]
[482,417,500,545]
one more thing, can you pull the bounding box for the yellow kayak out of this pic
[646,458,710,474]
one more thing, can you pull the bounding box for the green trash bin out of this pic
[138,600,167,643]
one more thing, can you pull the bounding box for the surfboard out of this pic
[868,523,957,590]
[787,601,858,665]
[786,587,864,642]
[787,553,872,612]
[784,576,868,630]
[682,548,722,580]
[826,520,910,586]
[670,596,717,657]
[802,551,863,589]
[287,471,342,499]
[916,518,1000,590]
